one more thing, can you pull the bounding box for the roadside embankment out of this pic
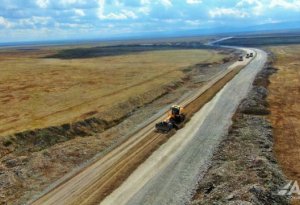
[191,58,289,205]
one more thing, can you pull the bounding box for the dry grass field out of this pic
[267,45,300,204]
[0,47,227,137]
[0,45,233,205]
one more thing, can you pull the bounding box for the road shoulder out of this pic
[191,57,289,205]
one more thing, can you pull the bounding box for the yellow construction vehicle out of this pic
[155,105,185,132]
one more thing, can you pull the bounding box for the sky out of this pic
[0,0,300,42]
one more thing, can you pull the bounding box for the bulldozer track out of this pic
[31,51,254,205]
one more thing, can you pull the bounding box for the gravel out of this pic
[191,60,289,205]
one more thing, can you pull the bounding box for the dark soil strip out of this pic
[46,43,214,59]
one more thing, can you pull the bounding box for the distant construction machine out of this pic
[246,53,254,58]
[155,105,185,132]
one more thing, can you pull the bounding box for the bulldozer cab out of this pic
[171,105,181,115]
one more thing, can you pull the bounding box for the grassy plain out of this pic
[0,47,227,136]
[221,35,300,47]
[267,45,300,204]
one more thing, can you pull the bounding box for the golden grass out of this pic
[0,48,226,136]
[267,45,300,205]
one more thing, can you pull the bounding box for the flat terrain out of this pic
[220,35,300,47]
[30,48,253,205]
[267,45,300,204]
[0,44,234,205]
[0,47,226,136]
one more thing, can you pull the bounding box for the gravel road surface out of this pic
[101,48,267,205]
[30,46,262,205]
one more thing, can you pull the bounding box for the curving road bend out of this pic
[100,48,267,205]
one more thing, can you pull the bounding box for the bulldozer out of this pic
[155,105,185,132]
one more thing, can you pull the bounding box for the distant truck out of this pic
[239,56,243,61]
[246,54,250,58]
[249,52,253,57]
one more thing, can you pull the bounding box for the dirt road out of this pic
[101,48,267,205]
[30,48,257,205]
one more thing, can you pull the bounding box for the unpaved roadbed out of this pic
[191,60,289,205]
[31,53,248,205]
[100,48,266,205]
